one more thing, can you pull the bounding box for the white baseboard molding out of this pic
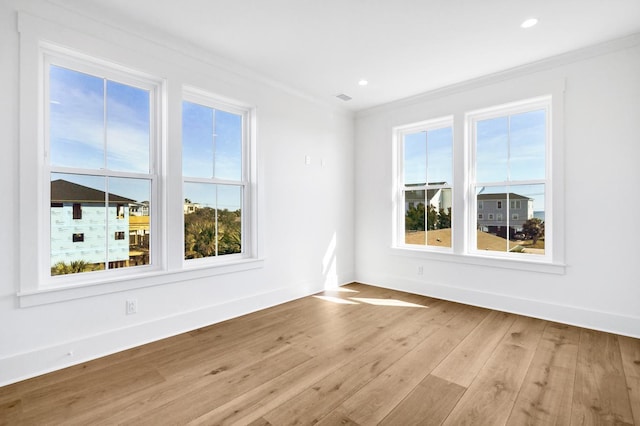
[356,275,640,339]
[0,285,316,387]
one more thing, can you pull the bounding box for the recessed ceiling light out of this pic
[358,79,369,86]
[521,18,538,29]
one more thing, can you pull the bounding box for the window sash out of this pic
[467,96,551,260]
[182,88,252,264]
[395,117,454,251]
[43,49,161,285]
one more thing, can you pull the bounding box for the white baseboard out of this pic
[0,285,315,387]
[356,275,640,339]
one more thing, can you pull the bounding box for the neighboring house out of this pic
[405,183,452,215]
[50,179,136,269]
[129,201,149,216]
[477,192,534,237]
[183,202,202,214]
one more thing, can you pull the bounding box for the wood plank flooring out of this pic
[1,283,639,425]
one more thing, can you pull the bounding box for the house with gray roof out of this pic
[50,179,135,270]
[476,192,534,238]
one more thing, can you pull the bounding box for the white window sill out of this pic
[18,258,265,307]
[391,246,565,275]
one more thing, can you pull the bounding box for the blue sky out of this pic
[50,65,243,211]
[476,109,546,211]
[403,110,546,212]
[476,110,545,183]
[182,101,243,211]
[404,126,452,185]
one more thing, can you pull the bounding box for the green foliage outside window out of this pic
[184,207,241,259]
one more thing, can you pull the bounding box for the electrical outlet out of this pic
[417,266,424,275]
[126,299,138,315]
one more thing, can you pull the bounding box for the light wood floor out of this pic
[1,283,639,425]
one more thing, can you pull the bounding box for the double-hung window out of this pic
[46,53,159,279]
[182,90,251,262]
[394,95,555,266]
[19,14,260,306]
[396,117,453,250]
[468,96,550,259]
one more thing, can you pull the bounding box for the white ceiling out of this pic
[51,0,640,111]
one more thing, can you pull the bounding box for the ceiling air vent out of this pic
[336,93,352,101]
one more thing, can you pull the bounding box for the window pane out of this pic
[476,117,508,182]
[184,182,217,259]
[476,184,545,255]
[51,173,106,275]
[183,183,242,259]
[510,110,546,181]
[50,174,152,275]
[404,190,425,245]
[509,184,545,255]
[182,101,214,178]
[106,81,151,173]
[217,185,242,255]
[403,132,426,185]
[476,186,511,253]
[108,177,151,266]
[214,110,243,181]
[426,127,453,184]
[49,65,105,169]
[427,187,452,248]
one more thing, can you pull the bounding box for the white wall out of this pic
[355,37,640,338]
[0,0,354,386]
[2,0,638,389]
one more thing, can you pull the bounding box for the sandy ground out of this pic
[405,229,544,253]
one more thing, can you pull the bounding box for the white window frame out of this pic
[182,87,255,266]
[393,116,454,252]
[467,96,552,262]
[17,13,263,306]
[392,85,565,274]
[42,48,163,288]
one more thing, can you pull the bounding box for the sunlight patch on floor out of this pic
[314,294,429,308]
[349,298,429,308]
[322,287,360,293]
[313,295,359,305]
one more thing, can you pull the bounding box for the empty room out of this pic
[1,0,639,424]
